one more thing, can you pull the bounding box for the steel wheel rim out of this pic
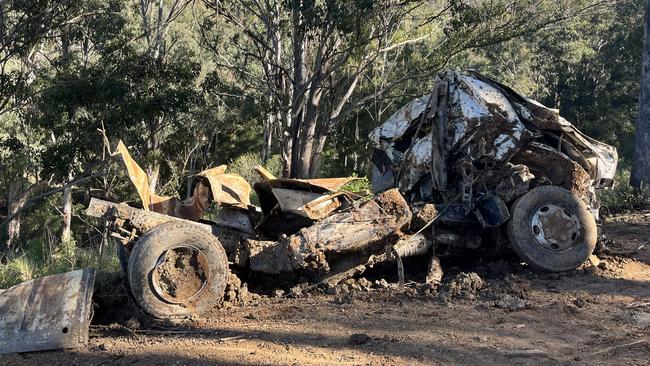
[530,203,582,252]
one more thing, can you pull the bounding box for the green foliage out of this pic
[228,153,282,185]
[599,170,650,213]
[340,175,372,194]
[458,0,643,165]
[226,152,282,205]
[0,256,36,286]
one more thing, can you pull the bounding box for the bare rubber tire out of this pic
[127,221,228,319]
[507,186,597,272]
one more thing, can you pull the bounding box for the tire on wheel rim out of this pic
[127,221,229,319]
[507,185,597,272]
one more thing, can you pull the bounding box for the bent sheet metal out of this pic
[0,269,95,354]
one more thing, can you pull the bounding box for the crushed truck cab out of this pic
[370,70,617,271]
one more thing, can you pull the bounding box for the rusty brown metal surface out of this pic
[116,140,155,210]
[0,269,95,354]
[300,177,359,192]
[196,167,251,208]
[85,198,252,261]
[254,177,359,216]
[116,140,208,218]
[302,192,346,220]
[270,188,345,220]
[86,197,215,235]
[254,165,277,180]
[116,140,252,216]
[512,143,591,197]
[241,189,411,275]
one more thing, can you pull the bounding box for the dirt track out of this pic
[2,212,649,366]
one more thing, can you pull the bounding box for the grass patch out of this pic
[0,242,122,289]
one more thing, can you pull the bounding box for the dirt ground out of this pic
[2,211,649,366]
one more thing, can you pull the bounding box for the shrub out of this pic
[598,170,650,213]
[340,174,372,194]
[228,152,282,185]
[226,153,282,206]
[0,256,36,287]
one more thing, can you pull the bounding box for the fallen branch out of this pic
[625,302,650,309]
[504,349,547,357]
[0,168,107,229]
[606,248,638,256]
[585,339,647,358]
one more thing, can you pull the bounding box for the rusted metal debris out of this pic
[367,69,617,274]
[238,188,411,275]
[86,197,253,261]
[116,140,251,219]
[87,188,411,278]
[84,70,619,322]
[0,269,95,354]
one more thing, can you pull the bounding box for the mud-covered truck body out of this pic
[86,70,617,321]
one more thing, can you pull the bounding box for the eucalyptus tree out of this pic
[632,0,650,189]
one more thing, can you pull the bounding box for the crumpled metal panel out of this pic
[368,95,429,147]
[288,177,359,192]
[243,189,411,274]
[271,188,342,220]
[0,269,95,354]
[116,140,155,210]
[197,167,252,208]
[116,140,252,216]
[254,177,358,215]
[451,74,526,159]
[525,99,618,186]
[302,192,346,220]
[116,140,181,213]
[370,71,532,192]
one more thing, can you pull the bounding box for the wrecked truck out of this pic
[85,70,617,322]
[370,70,617,272]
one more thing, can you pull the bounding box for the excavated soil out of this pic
[2,211,649,365]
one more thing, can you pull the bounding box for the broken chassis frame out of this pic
[85,185,441,322]
[86,187,425,284]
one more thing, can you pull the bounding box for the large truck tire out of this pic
[507,186,597,272]
[127,221,229,319]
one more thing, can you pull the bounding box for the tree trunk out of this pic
[281,110,294,177]
[146,117,162,194]
[6,180,25,249]
[309,133,328,178]
[294,34,334,178]
[296,84,324,178]
[289,109,303,178]
[61,184,72,243]
[147,161,160,194]
[5,179,44,249]
[287,0,307,178]
[262,99,274,163]
[632,0,650,189]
